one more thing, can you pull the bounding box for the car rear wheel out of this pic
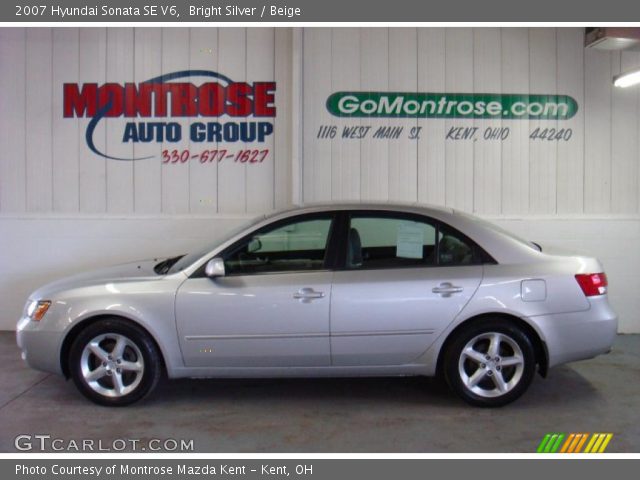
[443,320,536,407]
[68,319,161,406]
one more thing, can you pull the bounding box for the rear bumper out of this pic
[16,316,64,376]
[530,296,618,368]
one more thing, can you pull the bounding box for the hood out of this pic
[29,258,168,300]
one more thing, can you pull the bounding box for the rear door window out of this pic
[346,215,437,269]
[345,213,487,270]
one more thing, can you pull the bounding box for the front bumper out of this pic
[531,296,618,368]
[16,316,64,376]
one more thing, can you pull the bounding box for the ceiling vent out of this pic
[585,28,640,51]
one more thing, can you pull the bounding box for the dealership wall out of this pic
[1,27,640,333]
[301,28,640,333]
[0,27,292,331]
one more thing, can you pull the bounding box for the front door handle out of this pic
[293,287,325,302]
[432,282,464,297]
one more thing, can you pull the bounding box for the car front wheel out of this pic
[68,319,161,406]
[443,320,536,407]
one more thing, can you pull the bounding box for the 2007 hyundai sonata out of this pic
[16,203,617,407]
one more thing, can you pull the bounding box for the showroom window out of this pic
[224,216,334,275]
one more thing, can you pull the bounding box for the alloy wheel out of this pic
[457,331,525,398]
[80,333,145,398]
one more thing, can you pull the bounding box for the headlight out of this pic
[26,300,51,321]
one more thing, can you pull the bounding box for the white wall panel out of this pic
[556,27,585,214]
[528,28,557,214]
[246,28,276,212]
[0,29,26,213]
[500,28,530,215]
[133,27,162,214]
[472,28,502,214]
[330,28,361,201]
[417,28,446,206]
[25,28,53,213]
[188,27,219,214]
[360,28,390,202]
[611,51,640,214]
[444,28,474,211]
[302,28,332,202]
[274,28,293,209]
[217,28,247,213]
[388,28,418,203]
[78,28,107,214]
[52,28,80,213]
[160,28,191,214]
[105,28,135,214]
[584,47,612,214]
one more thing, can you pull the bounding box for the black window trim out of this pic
[190,209,496,278]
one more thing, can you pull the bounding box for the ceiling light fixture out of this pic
[613,68,640,88]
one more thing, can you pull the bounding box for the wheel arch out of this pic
[60,314,166,379]
[436,312,549,379]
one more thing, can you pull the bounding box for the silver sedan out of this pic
[16,204,617,407]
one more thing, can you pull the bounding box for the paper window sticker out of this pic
[396,222,425,259]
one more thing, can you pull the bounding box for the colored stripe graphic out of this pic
[538,433,613,453]
[559,433,575,453]
[537,434,552,453]
[584,433,613,453]
[537,433,565,453]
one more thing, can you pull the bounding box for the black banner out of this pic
[4,459,640,480]
[3,0,640,22]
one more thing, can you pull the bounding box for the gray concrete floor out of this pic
[0,332,638,453]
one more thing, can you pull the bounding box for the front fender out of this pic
[44,276,186,378]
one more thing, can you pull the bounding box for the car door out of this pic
[175,213,337,368]
[330,212,484,366]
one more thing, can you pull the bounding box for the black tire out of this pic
[443,319,536,407]
[68,318,162,406]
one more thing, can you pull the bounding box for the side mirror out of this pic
[204,257,226,278]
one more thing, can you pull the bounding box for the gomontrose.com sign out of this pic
[327,92,578,120]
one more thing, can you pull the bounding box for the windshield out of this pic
[154,255,185,274]
[165,214,266,274]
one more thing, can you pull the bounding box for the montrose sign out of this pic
[63,70,276,161]
[320,91,579,143]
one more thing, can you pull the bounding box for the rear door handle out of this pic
[432,282,464,297]
[293,287,325,302]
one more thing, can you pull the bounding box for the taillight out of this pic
[575,273,608,296]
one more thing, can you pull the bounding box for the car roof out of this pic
[179,202,545,277]
[270,201,454,217]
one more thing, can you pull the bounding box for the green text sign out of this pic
[326,92,578,120]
